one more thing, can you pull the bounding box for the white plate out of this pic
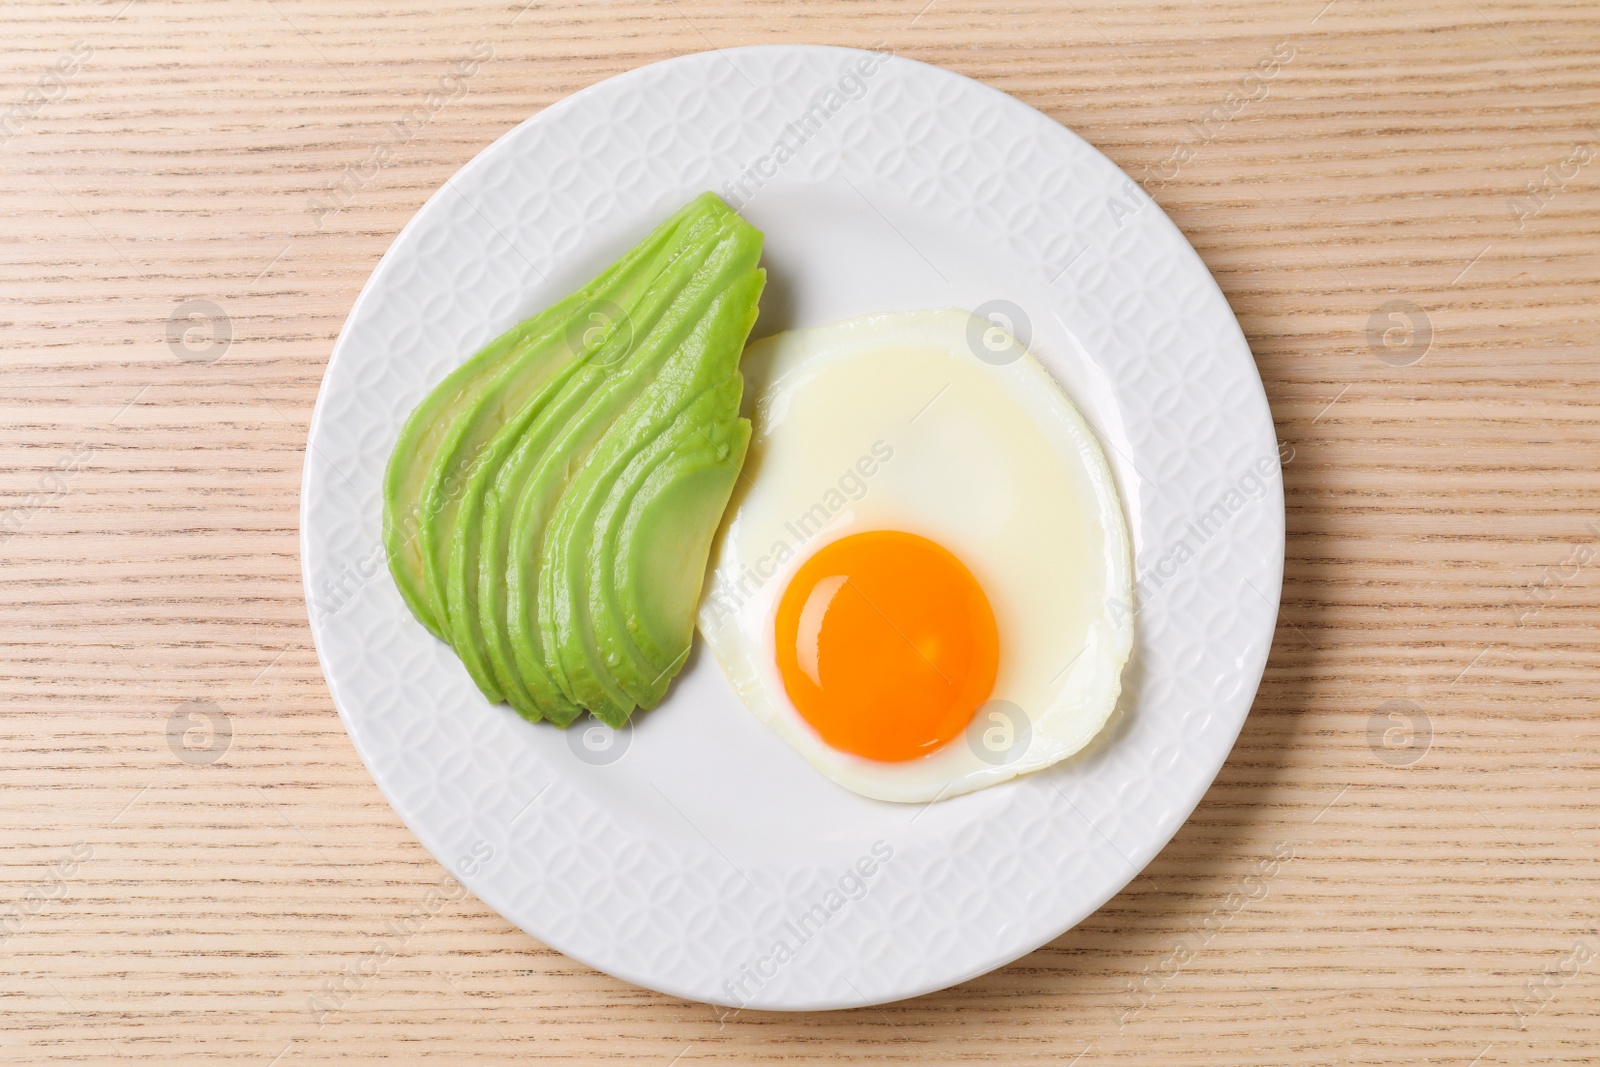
[301,45,1283,1011]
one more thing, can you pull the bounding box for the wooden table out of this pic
[3,0,1596,1063]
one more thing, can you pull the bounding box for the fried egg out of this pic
[698,309,1132,803]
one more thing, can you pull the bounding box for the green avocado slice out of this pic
[540,372,741,719]
[384,196,708,644]
[383,191,763,730]
[581,383,751,716]
[470,208,738,721]
[612,423,752,693]
[410,201,718,689]
[540,269,761,724]
[499,215,763,725]
[445,204,730,712]
[382,304,574,639]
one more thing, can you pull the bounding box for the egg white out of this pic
[697,309,1132,803]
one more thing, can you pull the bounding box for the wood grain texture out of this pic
[1,0,1597,1063]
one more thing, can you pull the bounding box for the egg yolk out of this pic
[774,530,1000,762]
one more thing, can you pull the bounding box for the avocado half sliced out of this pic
[381,192,763,728]
[450,206,729,715]
[540,269,762,726]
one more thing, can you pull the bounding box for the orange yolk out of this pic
[774,530,999,763]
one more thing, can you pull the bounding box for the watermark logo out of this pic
[566,716,632,767]
[0,441,95,546]
[167,299,232,364]
[307,840,493,1025]
[1109,440,1295,624]
[1508,142,1595,230]
[1366,699,1430,766]
[1512,521,1600,627]
[965,699,1032,766]
[0,40,92,149]
[1511,937,1597,1027]
[167,699,232,766]
[0,842,93,947]
[720,840,894,1007]
[1107,178,1153,230]
[966,299,1031,366]
[1366,299,1431,367]
[721,45,894,209]
[311,442,492,624]
[309,42,493,227]
[1141,41,1294,188]
[566,299,634,368]
[1113,840,1296,1027]
[704,440,895,625]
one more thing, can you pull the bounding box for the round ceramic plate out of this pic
[302,45,1283,1010]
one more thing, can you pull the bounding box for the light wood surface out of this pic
[2,0,1598,1063]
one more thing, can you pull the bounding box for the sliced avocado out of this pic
[610,419,751,688]
[578,382,750,716]
[442,354,580,712]
[412,198,716,685]
[444,203,730,712]
[382,190,764,730]
[382,307,573,639]
[542,380,736,720]
[474,207,747,722]
[501,214,763,725]
[541,268,762,723]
